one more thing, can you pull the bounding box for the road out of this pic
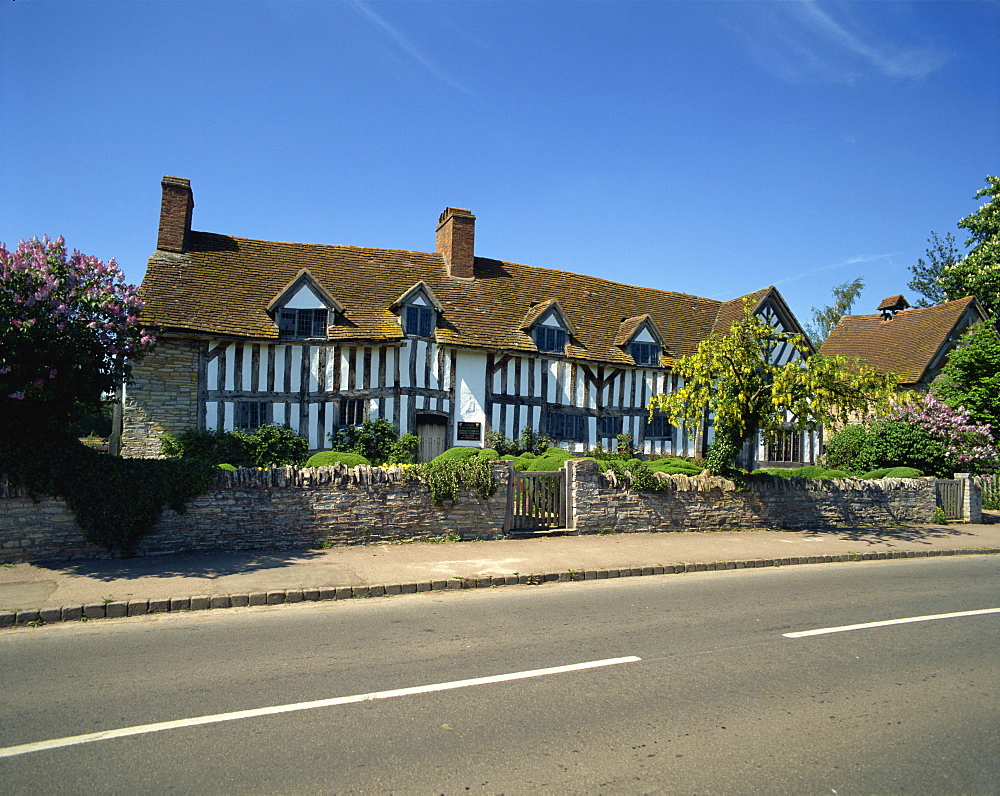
[1,556,997,794]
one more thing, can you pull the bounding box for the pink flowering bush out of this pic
[0,236,155,436]
[887,395,999,474]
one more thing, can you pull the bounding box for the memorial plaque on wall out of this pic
[457,422,482,441]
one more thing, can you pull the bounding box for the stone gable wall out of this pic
[122,336,201,458]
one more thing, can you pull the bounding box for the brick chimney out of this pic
[436,207,476,279]
[157,176,194,253]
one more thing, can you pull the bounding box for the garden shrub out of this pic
[304,451,372,469]
[3,435,217,555]
[821,424,868,472]
[238,423,309,467]
[419,455,497,506]
[433,446,489,463]
[760,466,852,480]
[217,463,238,471]
[161,429,250,466]
[328,418,418,466]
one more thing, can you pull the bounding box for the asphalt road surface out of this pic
[1,556,997,794]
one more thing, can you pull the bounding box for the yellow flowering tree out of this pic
[649,302,898,474]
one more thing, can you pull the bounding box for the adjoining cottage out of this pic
[122,176,818,466]
[820,294,988,390]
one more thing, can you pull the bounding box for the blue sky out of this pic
[2,0,997,332]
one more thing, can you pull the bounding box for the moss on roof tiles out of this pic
[140,231,761,366]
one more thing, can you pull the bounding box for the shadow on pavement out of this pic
[796,524,986,546]
[28,548,328,582]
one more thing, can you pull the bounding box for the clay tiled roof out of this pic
[820,296,981,385]
[140,231,781,368]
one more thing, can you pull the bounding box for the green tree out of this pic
[649,301,899,475]
[933,323,1000,437]
[907,231,958,308]
[805,276,865,345]
[947,175,1000,322]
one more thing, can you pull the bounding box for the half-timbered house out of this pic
[122,176,817,465]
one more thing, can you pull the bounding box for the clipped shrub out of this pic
[217,463,238,471]
[304,451,372,469]
[761,466,852,480]
[432,447,490,463]
[861,467,924,479]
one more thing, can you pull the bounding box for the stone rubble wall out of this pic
[121,336,202,458]
[566,459,937,532]
[0,465,509,562]
[1,459,944,563]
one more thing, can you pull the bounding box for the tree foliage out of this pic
[934,323,1000,438]
[907,231,957,308]
[649,301,898,475]
[908,176,1000,322]
[1,236,156,438]
[805,276,865,345]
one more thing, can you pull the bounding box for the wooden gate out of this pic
[505,466,567,532]
[936,479,965,521]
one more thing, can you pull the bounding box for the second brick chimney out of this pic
[157,176,194,253]
[436,207,476,279]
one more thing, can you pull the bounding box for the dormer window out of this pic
[392,282,444,339]
[535,326,567,353]
[520,299,574,356]
[278,308,329,339]
[616,314,666,366]
[631,341,660,365]
[267,269,341,341]
[405,304,435,337]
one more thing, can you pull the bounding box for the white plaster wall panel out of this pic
[399,395,410,435]
[223,402,234,432]
[207,351,219,393]
[242,345,253,392]
[273,402,286,427]
[325,401,336,444]
[289,346,302,393]
[309,347,321,392]
[454,349,487,446]
[272,347,286,394]
[308,403,320,448]
[339,349,350,391]
[634,327,656,343]
[258,346,270,393]
[224,345,235,391]
[284,282,324,309]
[205,402,219,431]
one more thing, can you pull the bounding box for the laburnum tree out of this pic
[0,236,156,443]
[648,301,899,475]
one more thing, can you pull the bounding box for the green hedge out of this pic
[304,451,372,468]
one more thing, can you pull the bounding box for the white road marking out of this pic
[784,608,1000,638]
[0,656,641,760]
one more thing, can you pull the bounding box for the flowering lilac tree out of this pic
[886,395,999,474]
[1,236,155,438]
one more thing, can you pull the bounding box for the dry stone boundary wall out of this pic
[2,459,938,563]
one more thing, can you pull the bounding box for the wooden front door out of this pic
[415,415,448,462]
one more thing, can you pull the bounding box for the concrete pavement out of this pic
[1,521,998,627]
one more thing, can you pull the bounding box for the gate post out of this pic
[955,474,982,524]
